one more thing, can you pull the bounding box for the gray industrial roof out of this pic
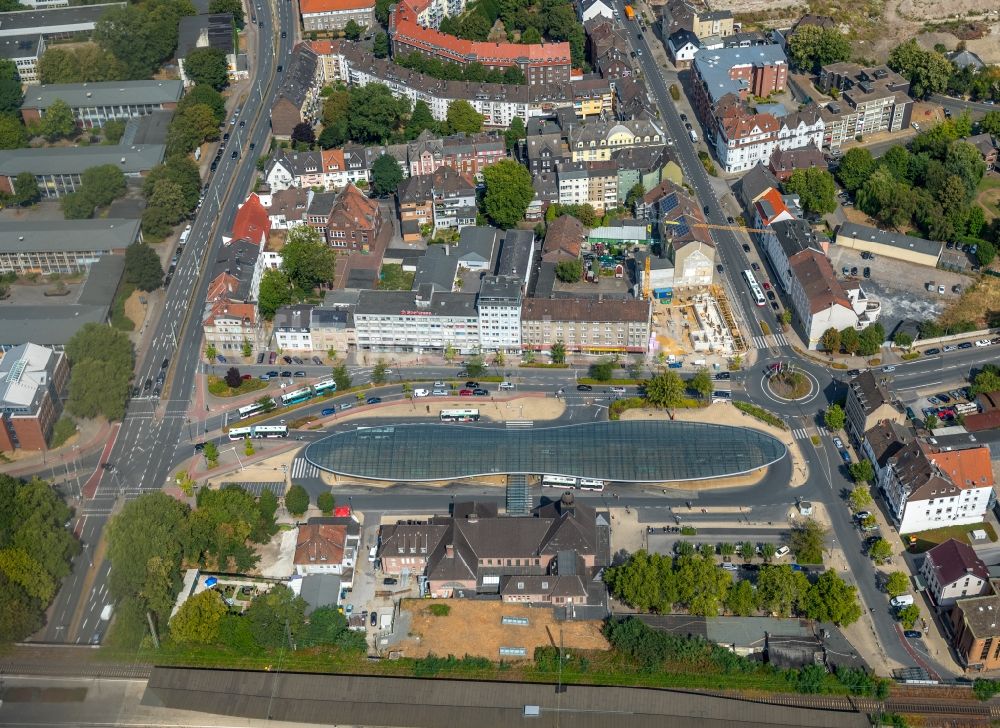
[355,289,478,318]
[142,666,867,727]
[0,255,123,347]
[0,3,123,37]
[836,221,942,258]
[21,80,183,110]
[0,218,139,253]
[0,144,166,176]
[0,35,41,60]
[305,420,786,482]
[176,13,235,58]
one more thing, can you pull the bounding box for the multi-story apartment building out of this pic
[567,117,665,163]
[950,587,1000,671]
[407,130,505,180]
[202,301,263,354]
[353,288,481,354]
[881,441,994,534]
[520,297,651,354]
[556,161,618,214]
[269,304,354,353]
[844,370,905,444]
[818,63,912,149]
[389,0,571,86]
[0,343,69,452]
[0,34,45,84]
[299,0,375,32]
[323,183,384,253]
[20,79,182,127]
[476,275,521,354]
[0,143,165,198]
[270,43,321,140]
[0,218,140,274]
[572,76,615,118]
[691,46,788,117]
[397,165,477,237]
[760,217,824,294]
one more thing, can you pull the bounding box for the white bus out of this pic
[578,478,605,491]
[252,425,288,438]
[228,426,253,440]
[742,269,766,307]
[281,387,313,406]
[542,475,577,488]
[238,399,274,419]
[313,379,337,396]
[439,408,480,422]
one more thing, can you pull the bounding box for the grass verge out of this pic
[733,401,787,429]
[110,282,136,331]
[207,376,269,398]
[905,522,997,553]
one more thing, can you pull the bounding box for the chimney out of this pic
[467,512,479,524]
[445,543,454,558]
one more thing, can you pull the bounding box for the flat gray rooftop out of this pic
[0,218,139,252]
[21,79,183,110]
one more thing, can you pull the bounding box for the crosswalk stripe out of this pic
[792,428,810,440]
[771,333,789,346]
[291,457,320,479]
[505,421,534,429]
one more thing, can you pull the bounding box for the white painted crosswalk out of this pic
[771,332,789,347]
[505,421,533,429]
[792,428,810,440]
[751,335,769,349]
[750,333,790,350]
[291,457,320,479]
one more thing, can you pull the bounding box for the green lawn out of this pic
[377,263,415,291]
[905,521,997,554]
[976,175,1000,218]
[206,376,269,398]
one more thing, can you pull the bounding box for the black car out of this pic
[473,388,489,396]
[143,377,152,391]
[904,630,922,639]
[767,290,775,301]
[258,20,263,27]
[751,262,759,271]
[257,352,265,364]
[292,356,304,365]
[959,342,974,349]
[382,577,398,586]
[925,348,940,355]
[714,372,730,380]
[685,122,693,130]
[703,205,710,215]
[132,386,140,397]
[266,370,279,377]
[293,370,306,377]
[161,357,169,368]
[366,397,382,405]
[847,369,861,376]
[312,356,323,365]
[223,133,230,141]
[576,384,593,391]
[727,216,735,224]
[231,150,238,159]
[281,30,286,37]
[465,381,479,389]
[371,611,378,626]
[239,120,245,127]
[277,64,283,72]
[193,443,206,452]
[863,267,871,278]
[680,113,688,122]
[283,355,293,364]
[742,243,750,252]
[280,370,292,377]
[771,302,780,311]
[850,266,858,276]
[249,142,256,151]
[210,161,218,171]
[716,264,724,273]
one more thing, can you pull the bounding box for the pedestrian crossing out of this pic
[505,421,534,429]
[749,333,790,349]
[792,428,810,440]
[291,457,321,479]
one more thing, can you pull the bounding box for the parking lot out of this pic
[826,245,967,333]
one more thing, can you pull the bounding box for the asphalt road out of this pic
[41,0,296,645]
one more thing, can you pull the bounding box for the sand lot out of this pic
[396,599,608,660]
[320,394,566,425]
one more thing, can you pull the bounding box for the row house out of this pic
[407,130,505,180]
[353,287,481,354]
[397,165,477,239]
[585,18,633,79]
[638,179,716,289]
[202,300,263,355]
[572,76,615,118]
[660,0,734,39]
[271,304,354,354]
[258,186,313,230]
[846,370,906,444]
[709,96,823,173]
[556,160,618,214]
[269,43,322,140]
[299,0,375,32]
[264,145,391,192]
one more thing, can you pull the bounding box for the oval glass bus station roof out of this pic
[304,420,786,483]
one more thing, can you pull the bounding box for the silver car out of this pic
[432,388,448,396]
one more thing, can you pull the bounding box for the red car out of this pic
[268,351,277,364]
[459,389,474,396]
[763,281,771,290]
[241,374,252,381]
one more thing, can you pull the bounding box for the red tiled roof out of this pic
[309,39,344,55]
[329,183,379,229]
[754,187,789,225]
[322,148,346,172]
[925,538,989,587]
[924,446,994,490]
[964,409,1000,432]
[301,0,373,14]
[294,524,347,565]
[206,272,240,302]
[230,193,271,246]
[203,300,257,326]
[393,0,570,67]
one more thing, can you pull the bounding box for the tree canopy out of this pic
[65,323,134,421]
[787,25,850,73]
[888,39,952,98]
[183,47,229,90]
[0,475,80,642]
[784,167,837,215]
[124,243,164,291]
[370,153,403,197]
[645,370,685,412]
[445,99,484,134]
[95,0,189,80]
[482,159,534,228]
[258,268,293,320]
[282,225,337,293]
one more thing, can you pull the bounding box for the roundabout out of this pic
[755,361,824,407]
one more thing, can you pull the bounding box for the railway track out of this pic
[0,657,152,681]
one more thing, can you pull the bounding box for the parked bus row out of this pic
[235,378,339,421]
[541,475,606,492]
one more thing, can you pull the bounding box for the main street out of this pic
[42,0,295,644]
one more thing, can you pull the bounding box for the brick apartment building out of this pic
[299,0,375,32]
[270,44,321,140]
[389,0,571,86]
[322,182,384,253]
[520,297,651,355]
[0,342,69,452]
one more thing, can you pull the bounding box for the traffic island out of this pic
[767,370,812,400]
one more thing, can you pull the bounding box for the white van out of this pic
[609,386,626,395]
[774,545,790,559]
[368,545,377,562]
[890,594,914,608]
[412,388,429,397]
[499,381,515,390]
[100,604,114,621]
[689,129,698,143]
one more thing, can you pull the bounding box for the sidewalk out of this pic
[0,418,113,479]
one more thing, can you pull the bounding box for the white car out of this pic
[433,381,446,387]
[721,562,739,571]
[412,388,429,397]
[943,345,958,352]
[882,365,896,373]
[975,339,992,347]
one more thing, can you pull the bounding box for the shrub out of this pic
[429,603,451,617]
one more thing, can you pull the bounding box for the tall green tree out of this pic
[124,243,164,291]
[820,327,841,353]
[12,171,40,206]
[347,83,410,144]
[689,368,713,399]
[258,268,293,320]
[209,0,244,26]
[784,167,837,215]
[285,484,310,517]
[824,404,846,431]
[801,571,862,625]
[888,39,952,98]
[371,153,404,197]
[787,25,850,73]
[504,115,526,151]
[757,564,809,617]
[95,2,185,80]
[482,158,534,228]
[41,98,76,140]
[550,340,566,364]
[0,113,26,149]
[282,225,337,292]
[790,518,827,564]
[65,323,134,421]
[372,31,389,58]
[179,84,226,123]
[61,192,95,220]
[168,589,227,644]
[343,19,363,40]
[405,99,437,139]
[836,147,876,193]
[80,164,127,208]
[446,99,484,134]
[645,370,685,414]
[245,584,306,648]
[300,606,366,650]
[725,579,758,616]
[0,77,22,115]
[183,47,229,90]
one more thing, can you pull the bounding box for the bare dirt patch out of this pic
[938,275,1000,329]
[123,288,146,329]
[327,395,565,424]
[395,599,608,660]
